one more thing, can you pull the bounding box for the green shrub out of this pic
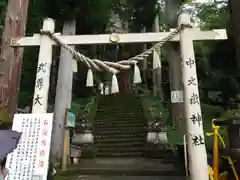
[201,104,224,120]
[135,86,169,123]
[71,98,91,115]
[71,95,99,123]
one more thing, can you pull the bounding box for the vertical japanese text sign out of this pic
[178,12,209,180]
[32,18,55,113]
[5,113,53,180]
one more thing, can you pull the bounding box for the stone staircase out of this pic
[94,93,147,157]
[54,93,185,179]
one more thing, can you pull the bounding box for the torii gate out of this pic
[11,12,227,180]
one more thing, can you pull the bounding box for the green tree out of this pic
[194,1,238,106]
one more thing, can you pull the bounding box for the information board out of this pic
[5,113,53,180]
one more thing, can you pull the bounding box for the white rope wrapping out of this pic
[40,25,184,74]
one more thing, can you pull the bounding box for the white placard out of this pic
[72,58,78,73]
[171,90,184,103]
[5,113,53,180]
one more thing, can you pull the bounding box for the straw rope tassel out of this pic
[86,69,94,87]
[99,82,104,94]
[133,63,142,84]
[111,74,119,94]
[153,50,161,69]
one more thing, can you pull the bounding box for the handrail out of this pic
[208,165,214,180]
[206,119,239,180]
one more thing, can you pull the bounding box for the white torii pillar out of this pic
[32,18,55,113]
[179,12,208,180]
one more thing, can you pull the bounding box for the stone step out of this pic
[94,126,146,133]
[100,98,139,100]
[99,94,138,97]
[96,113,143,117]
[94,129,147,136]
[99,94,136,98]
[98,104,140,106]
[95,122,146,129]
[97,110,141,113]
[98,103,140,107]
[95,115,144,120]
[98,99,140,103]
[95,121,146,128]
[56,158,185,177]
[97,108,141,111]
[96,108,142,112]
[144,150,178,159]
[98,100,140,104]
[96,114,145,118]
[95,118,146,123]
[96,152,144,157]
[93,94,147,158]
[96,111,143,115]
[96,110,142,114]
[94,137,146,144]
[100,96,140,102]
[95,116,145,121]
[95,141,145,148]
[98,98,140,102]
[95,118,144,122]
[94,133,146,140]
[96,147,143,153]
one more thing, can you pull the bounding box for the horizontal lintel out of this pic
[11,28,227,47]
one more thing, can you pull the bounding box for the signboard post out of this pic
[5,113,53,180]
[62,108,75,170]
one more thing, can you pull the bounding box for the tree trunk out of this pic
[49,56,57,104]
[228,0,240,132]
[141,27,148,89]
[153,12,163,99]
[165,0,184,129]
[165,0,181,27]
[51,20,76,161]
[0,0,29,118]
[168,45,184,129]
[228,0,240,68]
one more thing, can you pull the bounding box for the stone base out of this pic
[146,131,168,144]
[72,133,94,144]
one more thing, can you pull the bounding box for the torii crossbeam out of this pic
[11,28,227,46]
